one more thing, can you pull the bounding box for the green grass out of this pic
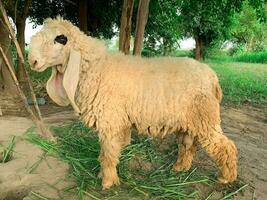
[209,51,267,64]
[208,60,267,106]
[233,51,267,64]
[26,122,248,200]
[173,50,194,58]
[177,50,267,64]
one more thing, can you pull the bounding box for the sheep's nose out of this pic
[29,60,38,69]
[28,54,36,67]
[29,56,37,68]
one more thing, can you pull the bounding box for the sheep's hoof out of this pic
[102,176,120,190]
[218,172,237,184]
[218,176,230,184]
[172,163,191,172]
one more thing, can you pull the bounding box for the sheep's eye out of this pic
[54,34,68,45]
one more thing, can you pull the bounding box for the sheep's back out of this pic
[100,56,220,136]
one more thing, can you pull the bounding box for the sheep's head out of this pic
[28,18,81,114]
[28,31,69,72]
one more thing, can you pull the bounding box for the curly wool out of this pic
[42,18,237,188]
[44,18,222,137]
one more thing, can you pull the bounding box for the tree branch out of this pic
[22,0,32,19]
[65,0,77,6]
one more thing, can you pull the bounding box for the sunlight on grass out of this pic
[208,61,267,106]
[26,122,248,200]
[233,51,267,64]
[214,51,267,64]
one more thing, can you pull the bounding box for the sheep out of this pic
[28,17,237,190]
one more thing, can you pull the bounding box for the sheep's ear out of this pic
[62,49,81,114]
[46,49,81,114]
[46,67,70,106]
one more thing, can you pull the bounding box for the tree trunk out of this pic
[163,38,168,56]
[119,0,134,54]
[78,0,88,33]
[16,19,27,83]
[246,36,254,52]
[0,16,16,94]
[0,16,25,115]
[14,0,32,83]
[195,36,204,61]
[133,0,150,56]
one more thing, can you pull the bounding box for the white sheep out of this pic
[28,17,237,190]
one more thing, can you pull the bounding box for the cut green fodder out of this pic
[29,191,50,200]
[26,122,248,199]
[0,136,16,163]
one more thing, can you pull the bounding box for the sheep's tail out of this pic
[214,78,223,103]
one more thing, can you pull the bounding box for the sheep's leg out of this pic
[173,133,196,172]
[198,128,237,184]
[98,129,131,190]
[98,137,121,189]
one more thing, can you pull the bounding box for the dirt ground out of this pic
[0,105,266,200]
[220,106,267,200]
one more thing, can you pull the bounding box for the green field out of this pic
[208,60,267,106]
[211,51,267,64]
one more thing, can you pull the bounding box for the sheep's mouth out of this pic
[31,63,46,72]
[52,66,67,100]
[53,65,65,90]
[46,65,69,107]
[54,66,64,76]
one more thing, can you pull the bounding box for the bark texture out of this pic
[195,36,204,61]
[133,0,150,56]
[78,0,88,33]
[119,0,134,54]
[16,19,27,82]
[0,16,16,94]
